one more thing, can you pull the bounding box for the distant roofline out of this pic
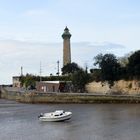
[13,76,21,78]
[38,81,72,84]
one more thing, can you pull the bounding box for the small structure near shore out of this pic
[13,76,22,88]
[36,81,72,93]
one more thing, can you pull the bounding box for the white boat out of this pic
[38,110,72,122]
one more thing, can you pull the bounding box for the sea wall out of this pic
[1,87,140,104]
[86,80,140,95]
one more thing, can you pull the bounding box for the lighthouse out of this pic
[62,26,72,66]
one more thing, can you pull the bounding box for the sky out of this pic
[0,0,140,84]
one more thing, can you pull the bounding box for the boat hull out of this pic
[39,112,72,122]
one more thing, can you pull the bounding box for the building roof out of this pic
[13,76,21,79]
[40,81,60,84]
[38,81,72,84]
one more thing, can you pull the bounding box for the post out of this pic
[57,60,60,76]
[40,61,42,82]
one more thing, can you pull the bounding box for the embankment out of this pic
[1,87,140,104]
[86,80,140,95]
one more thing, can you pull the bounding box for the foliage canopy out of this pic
[61,62,81,75]
[94,53,121,86]
[127,50,140,78]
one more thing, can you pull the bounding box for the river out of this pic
[0,99,140,140]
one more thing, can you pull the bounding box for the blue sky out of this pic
[0,0,140,84]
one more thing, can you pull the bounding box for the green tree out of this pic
[94,53,121,86]
[72,69,90,92]
[127,50,140,78]
[90,68,101,82]
[20,74,37,89]
[62,62,81,75]
[118,52,133,67]
[94,53,103,67]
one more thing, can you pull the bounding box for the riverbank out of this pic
[1,87,140,104]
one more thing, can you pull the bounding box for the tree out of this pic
[94,53,104,68]
[90,68,101,82]
[118,52,133,67]
[61,62,81,75]
[127,50,140,78]
[20,74,37,89]
[71,69,90,92]
[94,53,121,86]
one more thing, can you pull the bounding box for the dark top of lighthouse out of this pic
[62,26,72,39]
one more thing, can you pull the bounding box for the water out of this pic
[0,99,140,140]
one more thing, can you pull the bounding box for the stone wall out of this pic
[1,86,140,104]
[86,80,140,95]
